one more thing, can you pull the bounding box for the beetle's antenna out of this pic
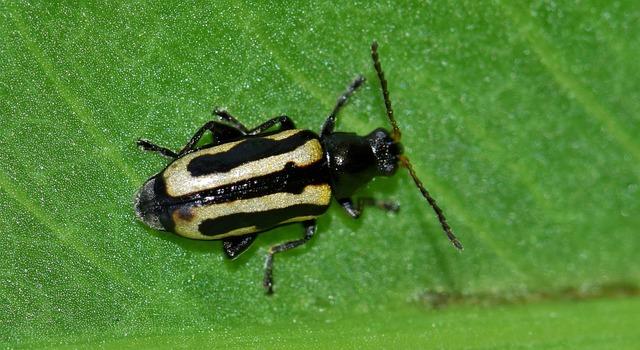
[371,41,401,142]
[400,155,463,250]
[372,41,462,250]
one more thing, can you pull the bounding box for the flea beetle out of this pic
[134,42,462,294]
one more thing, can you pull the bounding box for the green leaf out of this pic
[2,0,638,348]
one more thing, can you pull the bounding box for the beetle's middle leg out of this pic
[215,109,296,135]
[174,120,245,156]
[248,116,296,134]
[136,139,179,159]
[263,220,316,294]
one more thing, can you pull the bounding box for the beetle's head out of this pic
[323,128,402,199]
[366,127,403,177]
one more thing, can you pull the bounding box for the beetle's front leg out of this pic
[338,197,399,218]
[320,76,366,137]
[263,220,316,294]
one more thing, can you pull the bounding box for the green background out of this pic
[1,1,638,348]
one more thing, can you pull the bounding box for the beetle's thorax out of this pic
[322,128,402,199]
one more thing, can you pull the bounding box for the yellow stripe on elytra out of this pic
[163,130,324,197]
[171,184,331,240]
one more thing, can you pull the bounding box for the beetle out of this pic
[134,42,462,294]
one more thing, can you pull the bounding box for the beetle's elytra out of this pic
[134,42,462,294]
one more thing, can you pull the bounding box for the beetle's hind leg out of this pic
[263,220,316,294]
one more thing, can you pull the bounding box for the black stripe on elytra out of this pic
[187,130,319,177]
[198,203,328,237]
[169,158,330,206]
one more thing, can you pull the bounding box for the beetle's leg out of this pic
[358,197,400,212]
[215,109,296,135]
[213,109,250,134]
[247,116,296,135]
[136,139,179,159]
[263,220,316,294]
[338,197,399,218]
[177,121,245,156]
[320,76,366,137]
[222,234,257,259]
